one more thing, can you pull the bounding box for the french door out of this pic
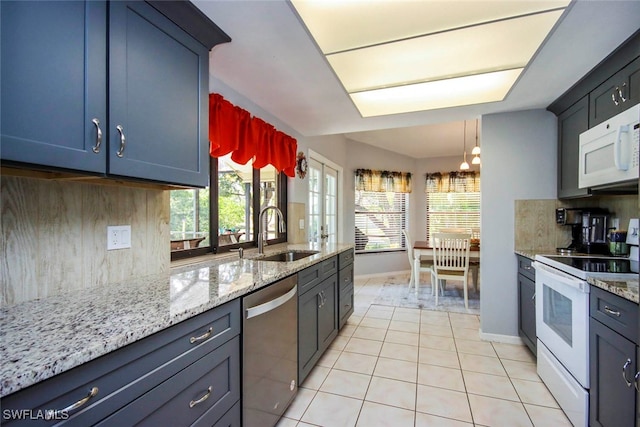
[308,156,338,244]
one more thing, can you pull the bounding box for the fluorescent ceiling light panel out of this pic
[327,10,563,92]
[350,69,523,117]
[291,0,570,116]
[291,0,571,54]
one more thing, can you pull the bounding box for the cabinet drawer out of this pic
[97,336,240,426]
[211,400,240,427]
[517,255,535,281]
[298,256,337,296]
[1,299,240,426]
[338,263,354,293]
[590,286,638,344]
[338,249,354,267]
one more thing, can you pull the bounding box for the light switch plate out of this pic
[299,219,304,230]
[107,225,131,250]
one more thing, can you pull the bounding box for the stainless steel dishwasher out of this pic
[242,274,298,427]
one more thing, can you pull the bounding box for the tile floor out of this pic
[278,274,572,427]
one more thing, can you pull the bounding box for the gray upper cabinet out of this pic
[557,96,590,199]
[107,1,209,186]
[1,1,108,173]
[1,1,229,188]
[590,56,640,127]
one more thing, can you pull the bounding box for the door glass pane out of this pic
[170,188,210,252]
[260,165,280,240]
[218,154,253,246]
[543,285,573,346]
[308,161,321,243]
[325,167,337,244]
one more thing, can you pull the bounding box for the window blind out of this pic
[426,192,480,244]
[355,190,408,252]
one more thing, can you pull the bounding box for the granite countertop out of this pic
[514,248,558,260]
[588,276,639,304]
[0,242,354,397]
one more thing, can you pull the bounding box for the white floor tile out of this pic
[458,353,507,376]
[352,325,387,341]
[379,342,419,362]
[524,403,573,427]
[468,394,533,427]
[319,369,371,400]
[416,384,473,423]
[344,337,383,356]
[356,401,415,427]
[283,387,316,420]
[384,330,420,346]
[417,363,465,392]
[415,412,474,427]
[419,347,460,369]
[301,391,363,426]
[365,376,417,410]
[463,371,520,401]
[301,365,330,390]
[333,351,378,375]
[512,379,559,408]
[373,357,418,383]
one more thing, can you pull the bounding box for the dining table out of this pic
[412,241,480,293]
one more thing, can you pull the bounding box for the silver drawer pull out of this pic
[635,371,640,392]
[91,118,102,153]
[116,125,126,158]
[57,387,99,415]
[623,359,633,387]
[604,306,621,317]
[190,327,213,344]
[189,386,212,408]
[612,89,620,106]
[523,265,532,270]
[619,83,627,102]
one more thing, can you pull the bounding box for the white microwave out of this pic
[579,103,639,189]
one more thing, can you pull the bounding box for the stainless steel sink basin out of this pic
[258,250,319,262]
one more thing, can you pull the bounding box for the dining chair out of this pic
[402,230,433,295]
[439,228,480,292]
[431,232,472,309]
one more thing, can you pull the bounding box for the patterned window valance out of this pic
[355,169,412,193]
[425,171,480,193]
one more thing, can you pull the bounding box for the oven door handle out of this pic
[532,262,590,293]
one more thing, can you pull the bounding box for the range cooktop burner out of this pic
[544,256,633,273]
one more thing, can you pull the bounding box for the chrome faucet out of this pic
[258,206,286,254]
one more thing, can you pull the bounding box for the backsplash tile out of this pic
[1,176,169,307]
[515,195,638,251]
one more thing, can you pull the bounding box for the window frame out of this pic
[171,159,288,261]
[354,190,408,255]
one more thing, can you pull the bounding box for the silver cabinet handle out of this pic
[116,125,126,158]
[523,265,532,270]
[604,306,621,317]
[635,371,640,392]
[91,118,102,153]
[619,83,627,102]
[54,387,99,417]
[189,386,212,408]
[612,88,620,105]
[531,292,536,302]
[190,327,213,344]
[623,358,633,387]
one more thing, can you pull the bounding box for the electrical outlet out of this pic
[299,219,305,230]
[107,225,131,250]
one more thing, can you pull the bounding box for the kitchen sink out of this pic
[258,250,319,262]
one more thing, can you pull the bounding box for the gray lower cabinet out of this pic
[298,256,339,384]
[338,249,355,329]
[589,286,639,427]
[0,299,241,426]
[1,0,229,188]
[516,255,536,355]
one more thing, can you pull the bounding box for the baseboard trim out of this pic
[355,270,410,279]
[479,329,524,345]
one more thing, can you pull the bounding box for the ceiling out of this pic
[193,0,640,159]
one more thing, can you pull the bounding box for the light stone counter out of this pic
[0,242,354,397]
[588,276,639,304]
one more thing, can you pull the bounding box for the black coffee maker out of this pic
[556,207,611,254]
[580,208,611,255]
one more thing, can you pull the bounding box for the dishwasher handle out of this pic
[246,284,297,319]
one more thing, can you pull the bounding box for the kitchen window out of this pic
[425,171,480,244]
[170,153,287,260]
[354,169,412,253]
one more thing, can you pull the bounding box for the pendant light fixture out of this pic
[471,119,481,165]
[460,120,470,170]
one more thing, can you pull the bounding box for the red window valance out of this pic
[208,93,297,177]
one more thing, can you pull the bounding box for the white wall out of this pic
[480,109,557,339]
